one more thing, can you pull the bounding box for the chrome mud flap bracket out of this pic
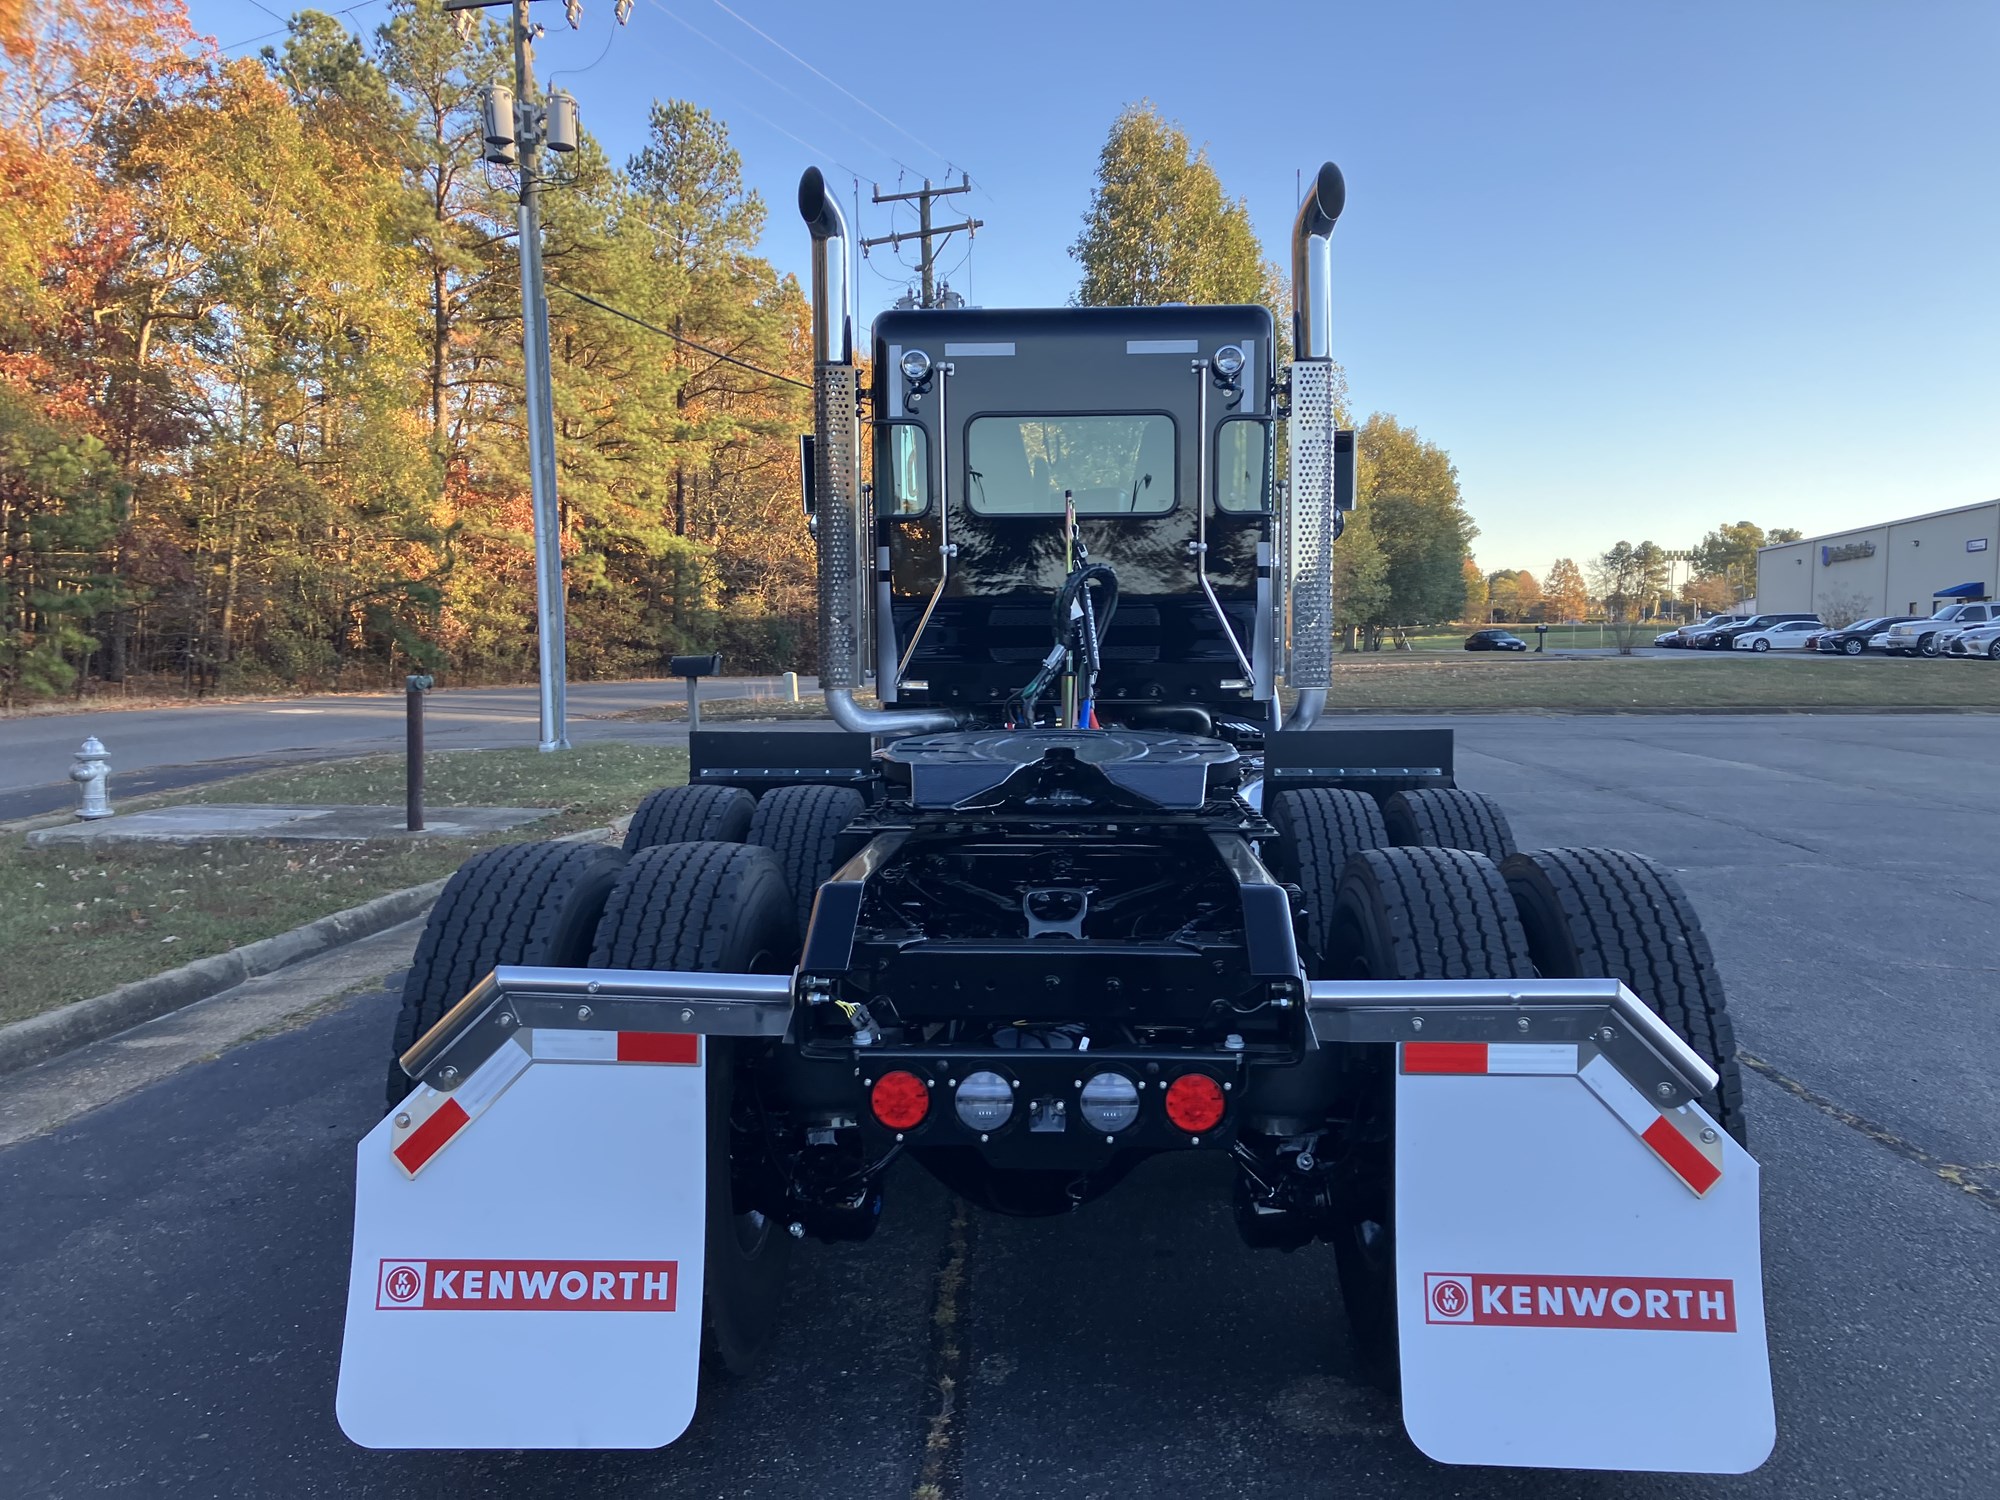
[1309,980,1776,1475]
[336,966,792,1451]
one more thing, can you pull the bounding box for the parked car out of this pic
[1731,620,1824,652]
[1945,621,2000,659]
[1700,613,1820,649]
[1464,629,1528,652]
[1883,602,2000,657]
[1816,617,1922,655]
[1675,614,1750,647]
[1653,629,1682,648]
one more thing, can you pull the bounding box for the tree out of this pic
[1590,541,1670,653]
[1767,527,1804,544]
[1461,560,1488,623]
[1544,558,1588,622]
[1346,414,1477,646]
[0,386,124,703]
[1486,568,1541,621]
[1680,573,1736,616]
[1072,102,1268,308]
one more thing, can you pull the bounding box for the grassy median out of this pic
[616,654,2000,721]
[0,743,687,1027]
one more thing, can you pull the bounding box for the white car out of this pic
[1945,622,2000,659]
[1731,620,1823,652]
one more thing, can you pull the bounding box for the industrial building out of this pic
[1755,499,1999,618]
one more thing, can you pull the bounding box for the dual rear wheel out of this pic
[385,780,866,1377]
[1265,787,1747,1378]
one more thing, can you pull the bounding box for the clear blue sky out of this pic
[199,0,1999,577]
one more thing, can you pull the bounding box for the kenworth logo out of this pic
[375,1259,678,1311]
[1423,1273,1736,1331]
[1821,542,1876,565]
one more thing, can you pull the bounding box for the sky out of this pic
[197,0,2000,577]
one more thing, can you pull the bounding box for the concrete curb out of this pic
[0,817,630,1081]
[0,878,448,1080]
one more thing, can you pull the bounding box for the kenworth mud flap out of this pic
[1310,979,1775,1475]
[335,967,791,1450]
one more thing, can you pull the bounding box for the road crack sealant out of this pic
[911,1200,972,1500]
[1741,1050,2000,1212]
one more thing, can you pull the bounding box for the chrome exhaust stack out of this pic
[798,168,959,737]
[1283,161,1346,732]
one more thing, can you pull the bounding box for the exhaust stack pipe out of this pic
[1291,160,1345,363]
[798,168,959,737]
[1284,161,1346,732]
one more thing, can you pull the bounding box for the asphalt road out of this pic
[3,713,1998,1497]
[0,678,812,820]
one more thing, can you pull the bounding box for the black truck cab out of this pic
[872,304,1276,722]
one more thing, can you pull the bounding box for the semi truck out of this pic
[337,161,1775,1474]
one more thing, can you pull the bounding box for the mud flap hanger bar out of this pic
[1306,978,1719,1107]
[400,965,795,1094]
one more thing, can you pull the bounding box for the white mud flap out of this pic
[1394,1041,1774,1474]
[337,1030,708,1450]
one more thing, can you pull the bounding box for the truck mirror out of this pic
[1333,429,1356,512]
[798,433,817,517]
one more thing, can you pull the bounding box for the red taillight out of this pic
[1164,1073,1226,1134]
[870,1070,930,1131]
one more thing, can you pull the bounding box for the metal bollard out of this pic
[406,675,434,831]
[70,737,113,820]
[784,670,800,703]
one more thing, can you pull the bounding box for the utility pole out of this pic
[453,0,627,750]
[861,174,982,308]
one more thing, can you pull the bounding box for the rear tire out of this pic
[623,783,755,854]
[1988,641,2000,661]
[1501,847,1747,1146]
[385,841,624,1107]
[1265,788,1389,972]
[1382,788,1517,863]
[747,784,867,941]
[589,842,798,1375]
[1323,847,1536,1382]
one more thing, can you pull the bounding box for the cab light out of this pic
[1164,1073,1226,1134]
[870,1070,930,1131]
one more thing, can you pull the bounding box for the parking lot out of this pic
[2,712,1997,1498]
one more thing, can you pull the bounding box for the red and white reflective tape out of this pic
[530,1029,701,1066]
[1401,1041,1725,1196]
[390,1030,703,1178]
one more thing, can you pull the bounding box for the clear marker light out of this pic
[954,1071,1014,1131]
[900,348,932,382]
[1079,1073,1141,1133]
[1211,344,1246,379]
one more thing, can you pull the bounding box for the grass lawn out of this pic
[1320,653,2000,710]
[0,742,687,1027]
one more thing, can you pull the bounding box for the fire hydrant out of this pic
[71,736,113,820]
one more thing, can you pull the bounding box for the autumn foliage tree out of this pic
[0,0,812,699]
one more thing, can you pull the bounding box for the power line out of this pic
[707,0,957,175]
[645,0,906,180]
[620,19,868,182]
[223,0,384,52]
[549,283,812,391]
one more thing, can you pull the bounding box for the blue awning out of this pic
[1934,581,1988,598]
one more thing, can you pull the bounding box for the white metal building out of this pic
[1755,499,1999,618]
